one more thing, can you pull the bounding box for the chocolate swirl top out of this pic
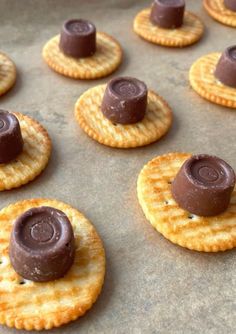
[227,45,236,60]
[0,110,23,164]
[224,0,236,11]
[16,208,64,250]
[101,77,147,124]
[64,19,95,35]
[159,0,184,5]
[215,45,236,88]
[171,154,235,216]
[59,19,96,58]
[150,0,185,29]
[188,156,231,188]
[110,78,146,99]
[9,206,75,282]
[0,116,11,132]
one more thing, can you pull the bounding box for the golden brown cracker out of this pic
[133,8,204,47]
[189,52,236,108]
[137,152,236,252]
[0,198,105,331]
[42,33,122,79]
[74,84,172,148]
[0,52,16,96]
[204,0,236,27]
[0,112,51,190]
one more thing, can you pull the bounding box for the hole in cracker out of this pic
[167,181,172,185]
[188,214,194,220]
[165,201,169,205]
[19,279,26,285]
[112,123,117,126]
[0,260,2,264]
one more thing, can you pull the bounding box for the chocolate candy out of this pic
[224,0,236,11]
[171,154,235,217]
[0,110,23,164]
[9,207,75,282]
[215,46,236,88]
[101,77,148,124]
[150,0,185,29]
[59,19,96,58]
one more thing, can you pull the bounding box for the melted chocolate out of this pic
[0,110,23,164]
[59,19,96,58]
[101,77,147,124]
[9,206,75,282]
[150,0,185,29]
[215,46,236,88]
[224,0,236,11]
[171,155,235,217]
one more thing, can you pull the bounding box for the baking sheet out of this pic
[0,0,235,333]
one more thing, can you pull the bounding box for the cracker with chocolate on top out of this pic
[0,52,16,96]
[204,0,236,27]
[74,77,172,148]
[0,198,105,331]
[43,19,122,79]
[133,1,204,48]
[0,110,51,190]
[137,152,236,252]
[189,46,236,108]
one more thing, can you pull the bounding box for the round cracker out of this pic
[0,112,51,190]
[74,84,172,148]
[0,198,105,330]
[189,52,236,108]
[203,0,236,27]
[42,33,122,79]
[137,152,236,252]
[133,8,204,47]
[0,52,16,96]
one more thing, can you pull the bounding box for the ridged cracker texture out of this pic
[133,8,204,47]
[137,152,236,252]
[0,52,16,96]
[0,112,51,190]
[204,0,236,27]
[189,52,236,108]
[75,84,172,148]
[42,33,122,79]
[0,198,105,331]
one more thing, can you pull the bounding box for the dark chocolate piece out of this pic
[59,19,96,58]
[101,76,148,124]
[0,110,23,164]
[171,154,235,217]
[224,0,236,11]
[9,206,75,282]
[215,46,236,88]
[150,0,185,29]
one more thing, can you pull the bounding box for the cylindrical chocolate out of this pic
[150,0,185,29]
[224,0,236,11]
[101,76,148,124]
[215,46,236,88]
[0,110,23,164]
[171,154,235,217]
[9,206,75,282]
[59,19,96,58]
